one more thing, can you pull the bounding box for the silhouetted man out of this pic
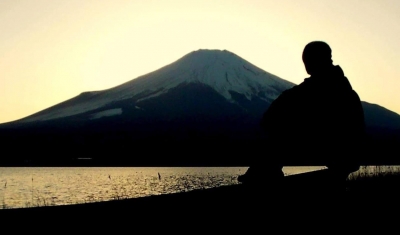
[238,41,365,190]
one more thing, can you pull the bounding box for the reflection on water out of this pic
[0,166,338,209]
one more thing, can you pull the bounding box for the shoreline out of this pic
[1,169,398,229]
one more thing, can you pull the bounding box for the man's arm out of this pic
[342,90,366,168]
[260,90,291,135]
[349,90,366,138]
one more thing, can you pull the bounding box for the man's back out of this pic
[261,65,365,167]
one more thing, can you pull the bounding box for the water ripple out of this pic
[0,166,327,209]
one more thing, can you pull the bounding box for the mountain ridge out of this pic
[8,49,294,124]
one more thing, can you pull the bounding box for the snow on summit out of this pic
[113,49,294,102]
[18,49,295,123]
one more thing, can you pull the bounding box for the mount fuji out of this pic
[1,49,399,166]
[13,49,294,123]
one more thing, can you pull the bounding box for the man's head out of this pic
[302,41,333,75]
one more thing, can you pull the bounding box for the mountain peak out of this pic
[188,48,236,55]
[177,49,245,69]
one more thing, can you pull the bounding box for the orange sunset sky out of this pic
[1,0,399,124]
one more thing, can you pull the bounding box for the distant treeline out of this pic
[0,123,399,167]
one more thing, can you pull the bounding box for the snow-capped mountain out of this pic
[15,49,294,123]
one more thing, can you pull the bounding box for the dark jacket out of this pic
[260,65,365,169]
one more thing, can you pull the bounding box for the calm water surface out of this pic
[0,166,374,209]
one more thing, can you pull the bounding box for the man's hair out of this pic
[302,41,333,74]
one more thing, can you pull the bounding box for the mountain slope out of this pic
[12,49,294,124]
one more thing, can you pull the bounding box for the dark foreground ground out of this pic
[1,169,399,232]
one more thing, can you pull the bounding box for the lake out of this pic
[0,166,333,209]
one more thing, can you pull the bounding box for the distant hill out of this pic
[362,101,400,130]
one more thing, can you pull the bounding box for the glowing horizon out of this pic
[1,0,399,124]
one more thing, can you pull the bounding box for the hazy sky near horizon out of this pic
[1,0,399,124]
